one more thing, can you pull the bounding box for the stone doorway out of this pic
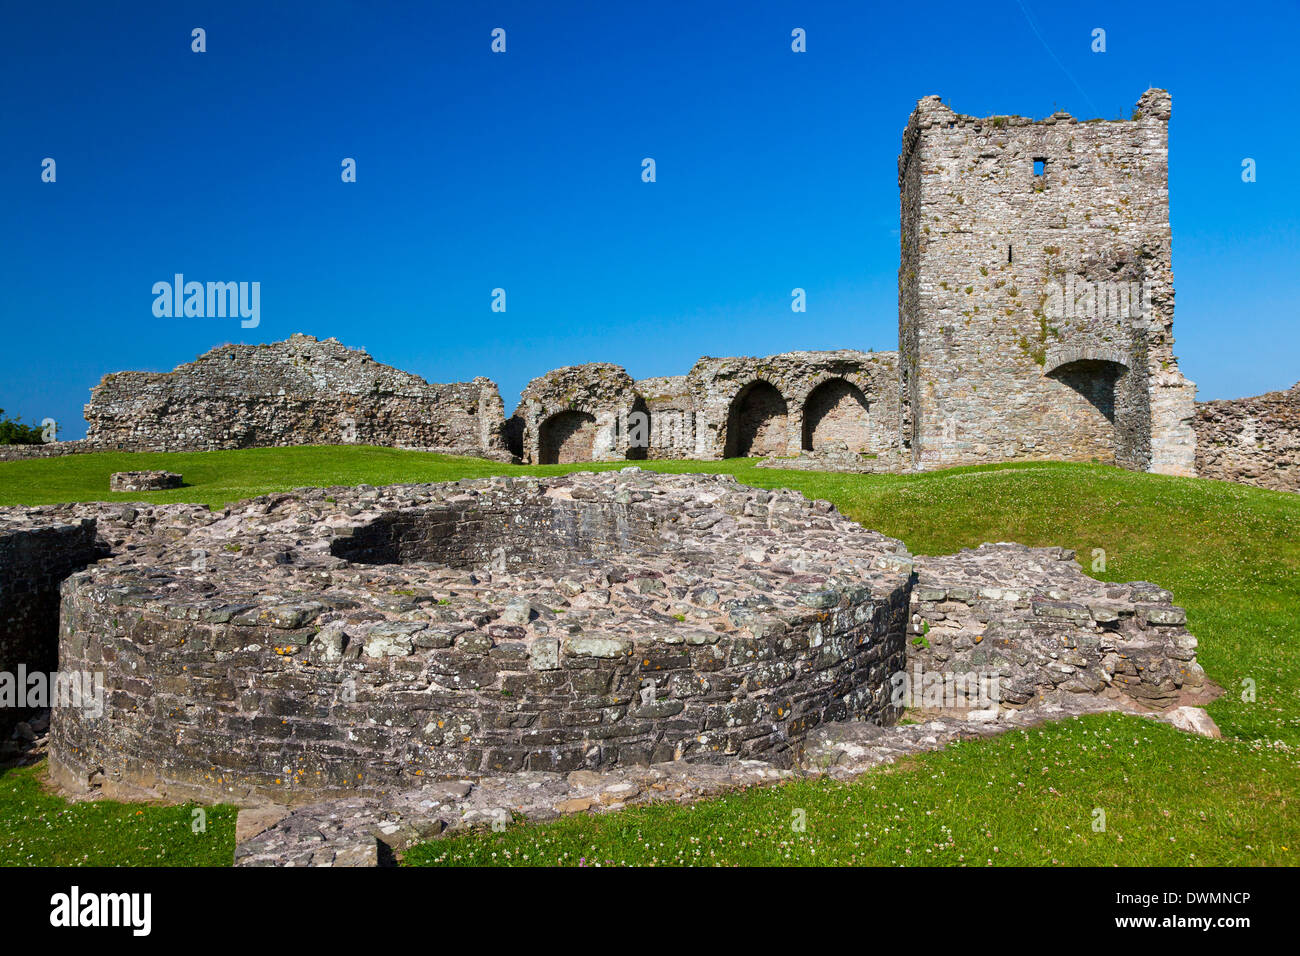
[724,381,789,457]
[538,410,599,464]
[1045,357,1142,467]
[803,378,871,452]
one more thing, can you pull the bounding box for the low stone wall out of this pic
[0,501,222,731]
[908,543,1209,710]
[232,693,1214,865]
[50,472,914,805]
[0,440,96,462]
[110,471,182,492]
[11,334,1296,495]
[757,447,901,474]
[0,474,1214,829]
[0,516,104,732]
[1195,383,1300,492]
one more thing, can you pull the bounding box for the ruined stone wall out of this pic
[516,364,646,464]
[32,473,1217,808]
[512,351,899,465]
[908,544,1207,712]
[53,570,910,801]
[0,501,219,735]
[899,90,1196,475]
[0,518,102,731]
[685,350,901,461]
[899,112,925,462]
[48,473,913,803]
[83,334,510,459]
[634,375,699,459]
[1195,383,1300,492]
[7,345,895,471]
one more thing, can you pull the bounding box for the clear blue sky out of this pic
[2,0,1296,439]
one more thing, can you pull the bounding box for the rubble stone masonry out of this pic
[48,473,915,803]
[1195,383,1300,492]
[898,89,1196,475]
[82,334,510,459]
[19,471,1212,807]
[0,517,103,732]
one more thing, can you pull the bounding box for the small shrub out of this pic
[0,409,46,445]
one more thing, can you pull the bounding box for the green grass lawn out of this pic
[1,446,1297,866]
[406,714,1294,867]
[0,762,236,866]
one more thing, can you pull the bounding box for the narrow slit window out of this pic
[1033,158,1047,176]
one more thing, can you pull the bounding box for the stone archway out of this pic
[1045,358,1140,466]
[724,381,788,457]
[802,378,871,452]
[538,410,598,464]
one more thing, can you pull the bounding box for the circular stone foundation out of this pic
[51,470,912,805]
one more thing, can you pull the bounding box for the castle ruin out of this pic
[4,90,1295,492]
[81,336,510,460]
[898,88,1196,475]
[0,91,1260,860]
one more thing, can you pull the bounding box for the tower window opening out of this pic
[1033,158,1047,176]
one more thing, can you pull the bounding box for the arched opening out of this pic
[503,414,525,460]
[538,410,598,464]
[802,378,871,452]
[1050,360,1120,423]
[625,397,650,461]
[1046,359,1132,465]
[724,381,788,457]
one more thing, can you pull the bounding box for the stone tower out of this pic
[897,89,1196,475]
